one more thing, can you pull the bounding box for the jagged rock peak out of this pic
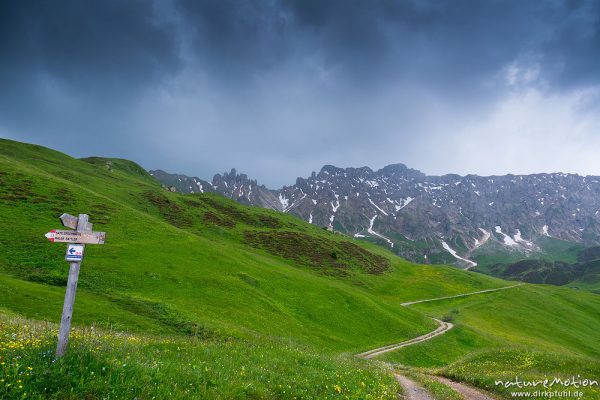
[378,163,425,179]
[318,165,345,176]
[318,165,373,177]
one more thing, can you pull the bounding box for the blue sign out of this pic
[65,244,85,262]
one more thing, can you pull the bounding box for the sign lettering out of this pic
[45,229,105,244]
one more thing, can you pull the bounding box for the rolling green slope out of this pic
[1,138,599,399]
[0,139,440,352]
[382,285,600,398]
[0,138,510,352]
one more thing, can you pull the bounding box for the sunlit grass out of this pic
[0,312,399,399]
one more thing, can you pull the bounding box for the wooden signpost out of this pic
[45,230,105,244]
[45,213,106,357]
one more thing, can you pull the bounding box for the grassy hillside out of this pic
[0,138,509,353]
[473,244,600,293]
[0,311,399,399]
[382,285,600,398]
[1,138,600,399]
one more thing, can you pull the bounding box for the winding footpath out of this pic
[400,284,523,306]
[356,283,523,399]
[395,374,434,400]
[356,319,453,359]
[433,376,496,400]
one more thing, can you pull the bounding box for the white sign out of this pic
[45,229,106,244]
[65,244,85,262]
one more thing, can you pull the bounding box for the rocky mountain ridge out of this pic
[149,164,600,267]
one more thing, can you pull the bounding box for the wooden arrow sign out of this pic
[59,213,79,229]
[45,229,106,244]
[59,213,93,231]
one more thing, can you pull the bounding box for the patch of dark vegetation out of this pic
[482,251,600,287]
[143,191,192,228]
[244,230,390,275]
[196,196,283,229]
[25,272,68,287]
[53,187,73,200]
[577,246,600,263]
[50,187,76,213]
[0,173,34,201]
[202,211,236,228]
[109,295,218,339]
[254,215,283,229]
[144,271,161,280]
[52,170,76,182]
[30,195,49,204]
[0,259,67,287]
[88,203,117,225]
[337,241,391,274]
[237,273,260,288]
[183,198,204,208]
[442,309,459,323]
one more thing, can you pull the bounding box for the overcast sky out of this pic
[1,0,600,187]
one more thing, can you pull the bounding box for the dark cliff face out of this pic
[151,166,600,265]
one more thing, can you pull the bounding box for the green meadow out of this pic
[1,138,599,399]
[382,285,600,398]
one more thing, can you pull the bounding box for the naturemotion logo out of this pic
[495,376,598,390]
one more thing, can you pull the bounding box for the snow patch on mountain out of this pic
[331,194,340,212]
[278,194,289,211]
[394,197,414,212]
[542,225,550,236]
[441,241,477,269]
[368,199,388,216]
[473,228,491,249]
[367,215,394,248]
[495,226,518,246]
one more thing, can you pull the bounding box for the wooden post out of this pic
[45,213,104,357]
[55,214,90,358]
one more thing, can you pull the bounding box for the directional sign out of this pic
[59,214,93,231]
[45,229,106,244]
[59,213,79,229]
[49,213,106,359]
[65,244,85,262]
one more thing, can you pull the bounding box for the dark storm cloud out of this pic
[1,0,600,186]
[0,0,180,155]
[0,0,179,92]
[174,0,600,93]
[539,0,600,89]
